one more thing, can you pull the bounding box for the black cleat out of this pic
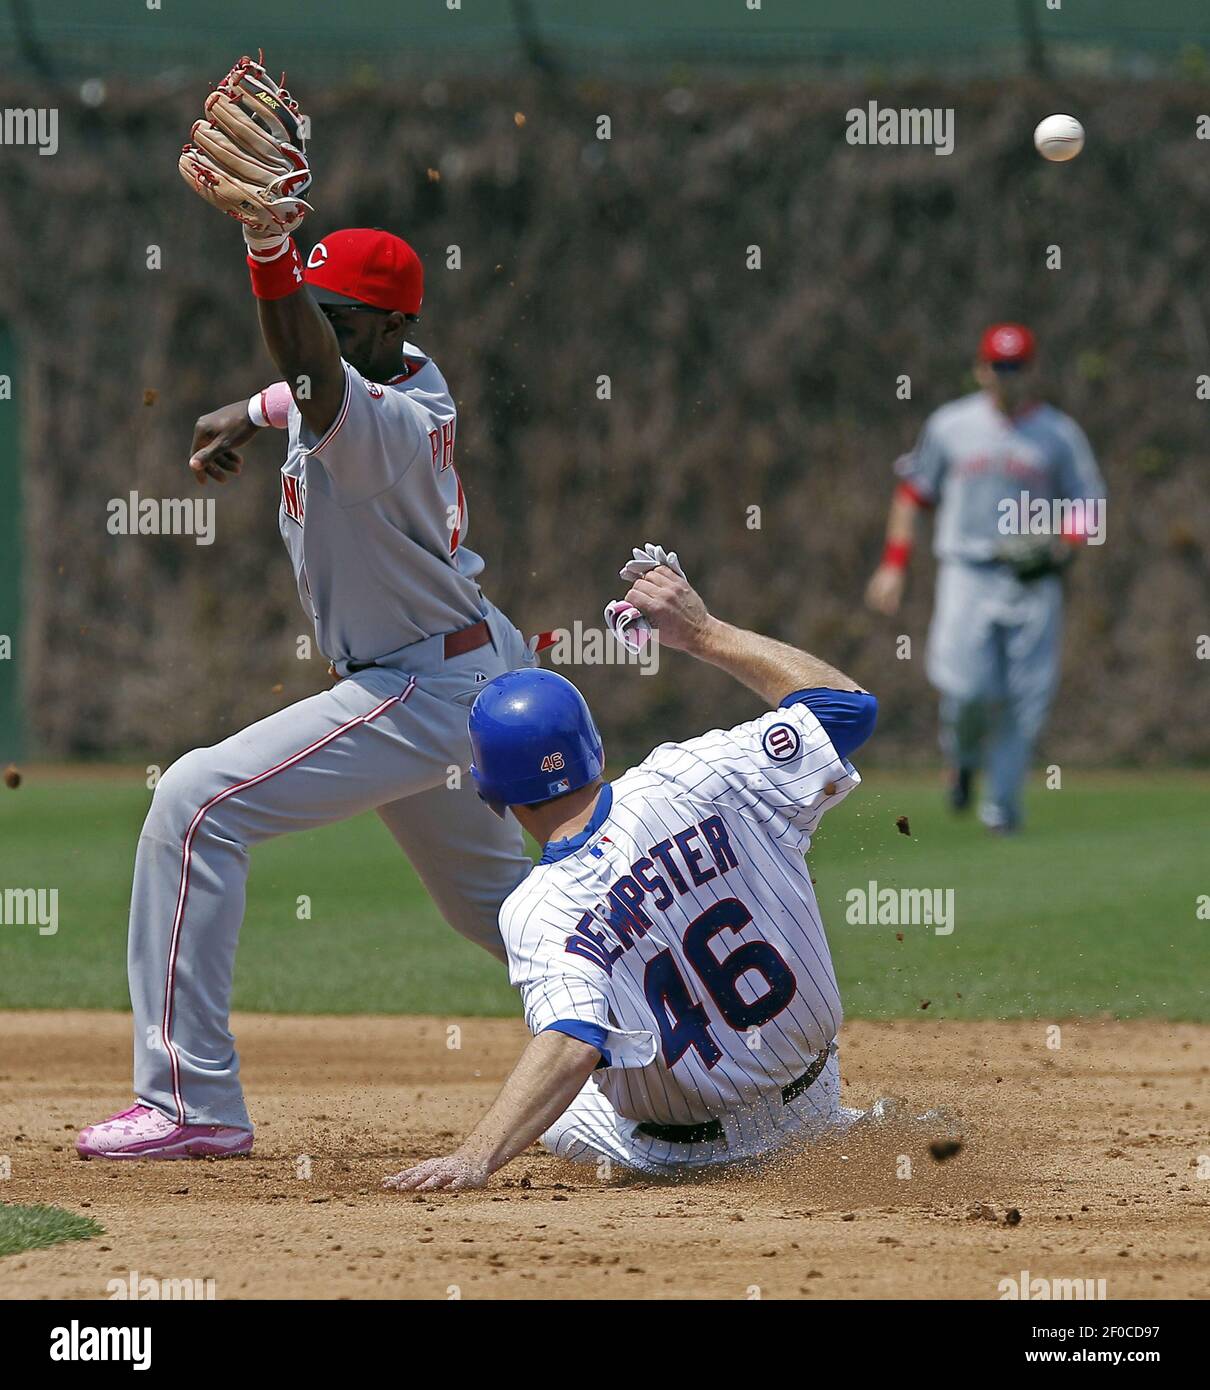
[948,767,973,813]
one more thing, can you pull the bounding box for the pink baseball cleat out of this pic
[76,1104,253,1160]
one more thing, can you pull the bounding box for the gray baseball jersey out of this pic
[902,389,1107,830]
[124,342,537,1133]
[279,342,485,673]
[896,391,1106,562]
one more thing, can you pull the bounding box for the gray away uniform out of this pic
[129,345,535,1130]
[896,390,1106,829]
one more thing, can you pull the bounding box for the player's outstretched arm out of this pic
[382,1030,600,1193]
[624,565,865,706]
[256,291,347,439]
[177,53,343,438]
[864,485,920,615]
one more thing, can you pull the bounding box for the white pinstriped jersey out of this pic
[500,701,859,1127]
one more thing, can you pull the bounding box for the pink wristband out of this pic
[248,381,293,429]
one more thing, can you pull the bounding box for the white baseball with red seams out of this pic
[1033,114,1084,162]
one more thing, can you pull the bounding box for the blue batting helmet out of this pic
[469,669,604,816]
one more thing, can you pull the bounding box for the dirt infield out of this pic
[0,1011,1206,1300]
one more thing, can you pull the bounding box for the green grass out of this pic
[0,772,519,1016]
[811,770,1209,1020]
[0,1202,103,1257]
[0,769,1206,1020]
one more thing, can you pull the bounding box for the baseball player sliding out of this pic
[78,56,536,1160]
[385,549,878,1190]
[865,324,1107,833]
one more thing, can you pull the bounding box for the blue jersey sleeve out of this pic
[779,688,878,760]
[541,1019,611,1068]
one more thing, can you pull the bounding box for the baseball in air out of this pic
[1033,114,1085,162]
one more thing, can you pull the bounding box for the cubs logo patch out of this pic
[762,722,801,762]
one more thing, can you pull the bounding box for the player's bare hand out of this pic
[865,564,906,616]
[188,400,260,486]
[382,1151,492,1193]
[624,565,712,654]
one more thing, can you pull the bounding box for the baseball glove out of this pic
[178,52,312,241]
[995,535,1076,582]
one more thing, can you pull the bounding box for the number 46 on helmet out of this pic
[469,670,604,818]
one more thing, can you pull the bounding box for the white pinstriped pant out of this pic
[541,1048,861,1175]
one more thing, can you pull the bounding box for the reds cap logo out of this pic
[762,722,802,762]
[307,243,328,268]
[991,326,1024,356]
[979,322,1035,365]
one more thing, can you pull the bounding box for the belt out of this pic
[328,618,492,680]
[442,617,492,661]
[634,1045,833,1147]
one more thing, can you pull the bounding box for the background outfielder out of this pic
[77,57,535,1160]
[865,323,1107,833]
[385,555,878,1189]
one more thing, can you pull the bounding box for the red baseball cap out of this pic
[978,322,1036,367]
[304,228,424,316]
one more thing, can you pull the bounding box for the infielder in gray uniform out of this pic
[865,323,1106,834]
[79,58,535,1159]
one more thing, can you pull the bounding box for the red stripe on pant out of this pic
[159,680,416,1123]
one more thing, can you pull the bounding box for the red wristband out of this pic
[894,480,932,510]
[882,539,912,570]
[247,238,304,300]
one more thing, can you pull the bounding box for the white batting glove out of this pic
[618,542,687,584]
[607,544,686,653]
